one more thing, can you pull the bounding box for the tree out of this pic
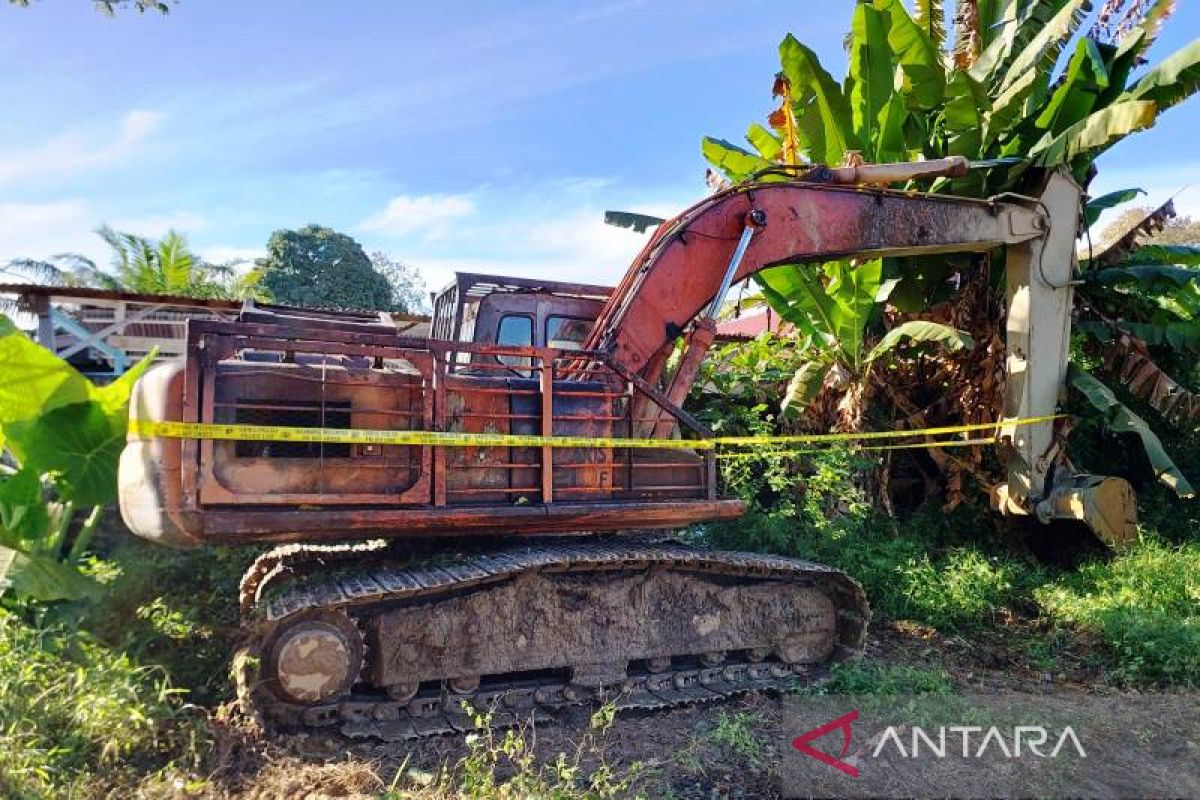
[369,251,427,313]
[5,227,269,301]
[258,225,394,312]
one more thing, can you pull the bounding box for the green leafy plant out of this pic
[0,316,154,603]
[6,226,269,301]
[758,258,971,425]
[703,0,1200,494]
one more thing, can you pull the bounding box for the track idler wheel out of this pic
[263,611,364,705]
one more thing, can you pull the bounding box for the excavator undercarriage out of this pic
[119,158,1135,738]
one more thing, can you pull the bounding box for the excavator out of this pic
[117,157,1135,740]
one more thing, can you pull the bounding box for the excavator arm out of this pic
[585,160,1135,546]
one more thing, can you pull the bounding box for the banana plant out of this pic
[757,259,972,424]
[0,316,154,604]
[702,0,1200,493]
[1071,195,1200,484]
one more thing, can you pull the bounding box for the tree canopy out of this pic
[257,225,395,312]
[5,227,268,301]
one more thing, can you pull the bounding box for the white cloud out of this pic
[0,109,166,186]
[200,246,265,267]
[0,200,108,269]
[357,193,476,239]
[108,211,208,238]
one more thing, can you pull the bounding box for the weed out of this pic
[384,702,646,799]
[816,661,954,695]
[1035,538,1200,686]
[708,710,765,764]
[0,610,208,799]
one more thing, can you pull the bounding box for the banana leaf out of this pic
[944,70,989,157]
[1036,36,1110,137]
[912,0,945,48]
[865,320,974,363]
[1032,100,1157,167]
[1068,365,1194,498]
[1122,39,1200,113]
[1108,244,1200,268]
[1084,187,1144,228]
[873,0,945,109]
[604,211,665,234]
[0,543,100,602]
[782,358,833,415]
[996,0,1091,96]
[745,122,782,161]
[779,34,853,165]
[848,2,894,152]
[702,137,772,182]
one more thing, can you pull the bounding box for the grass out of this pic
[1035,538,1200,686]
[0,611,209,799]
[702,445,1200,688]
[817,662,955,695]
[708,710,765,764]
[0,444,1196,796]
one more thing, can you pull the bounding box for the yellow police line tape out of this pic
[715,437,997,459]
[129,415,1056,453]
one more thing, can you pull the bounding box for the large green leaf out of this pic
[985,66,1043,149]
[1032,100,1158,167]
[0,468,49,543]
[995,0,1091,95]
[701,136,773,182]
[865,320,974,363]
[0,544,100,602]
[779,34,854,165]
[603,211,665,234]
[1068,365,1194,498]
[944,70,989,157]
[745,122,782,161]
[0,315,93,448]
[873,88,910,162]
[911,0,945,48]
[873,0,945,109]
[1083,187,1145,229]
[1108,244,1200,269]
[1122,39,1200,114]
[972,0,1071,86]
[754,266,828,346]
[782,359,833,415]
[756,264,843,352]
[1035,36,1110,137]
[826,259,883,368]
[1091,264,1200,289]
[847,2,894,152]
[14,401,126,506]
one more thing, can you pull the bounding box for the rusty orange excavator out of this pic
[118,159,1134,739]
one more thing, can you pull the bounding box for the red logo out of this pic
[792,709,859,777]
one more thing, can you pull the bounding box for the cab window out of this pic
[545,316,590,351]
[496,314,533,374]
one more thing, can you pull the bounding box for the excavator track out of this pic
[241,538,869,741]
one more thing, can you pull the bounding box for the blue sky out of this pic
[2,1,1198,305]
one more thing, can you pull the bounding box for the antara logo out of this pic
[792,709,860,777]
[792,710,1087,777]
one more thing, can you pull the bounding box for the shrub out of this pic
[1035,538,1200,686]
[0,612,206,799]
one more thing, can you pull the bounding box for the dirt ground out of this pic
[197,621,1155,799]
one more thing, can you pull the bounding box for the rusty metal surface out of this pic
[584,180,1043,381]
[241,537,869,740]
